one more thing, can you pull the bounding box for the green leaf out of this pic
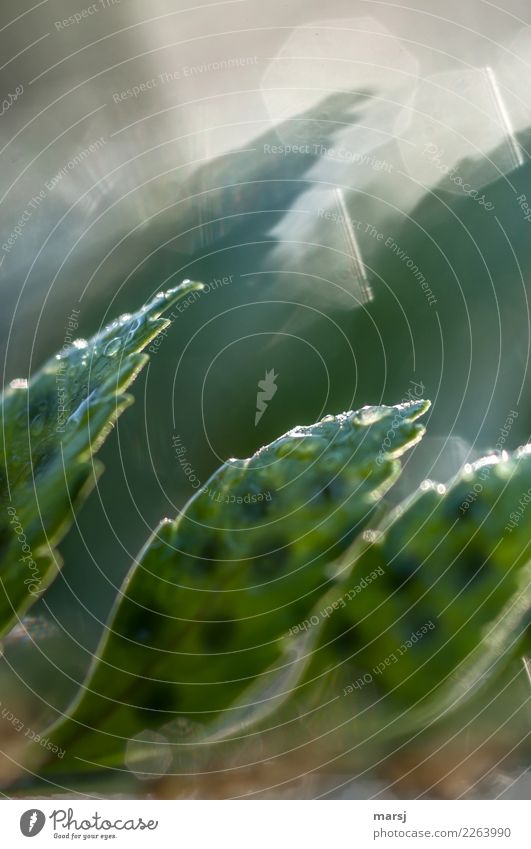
[0,281,204,639]
[311,446,531,735]
[42,400,429,772]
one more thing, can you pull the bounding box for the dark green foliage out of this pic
[0,281,203,638]
[314,448,531,727]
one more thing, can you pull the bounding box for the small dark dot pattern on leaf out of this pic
[310,450,531,717]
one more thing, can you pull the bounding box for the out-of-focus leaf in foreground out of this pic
[0,281,203,639]
[311,446,531,737]
[43,400,429,772]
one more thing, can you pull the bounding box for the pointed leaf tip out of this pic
[146,280,205,319]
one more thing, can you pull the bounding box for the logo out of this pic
[20,810,46,837]
[255,368,278,425]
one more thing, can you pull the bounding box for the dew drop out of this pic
[103,338,122,357]
[125,317,142,340]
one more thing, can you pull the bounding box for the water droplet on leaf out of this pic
[104,338,122,357]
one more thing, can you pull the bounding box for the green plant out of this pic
[306,449,531,734]
[0,281,203,639]
[0,288,529,786]
[43,400,428,770]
